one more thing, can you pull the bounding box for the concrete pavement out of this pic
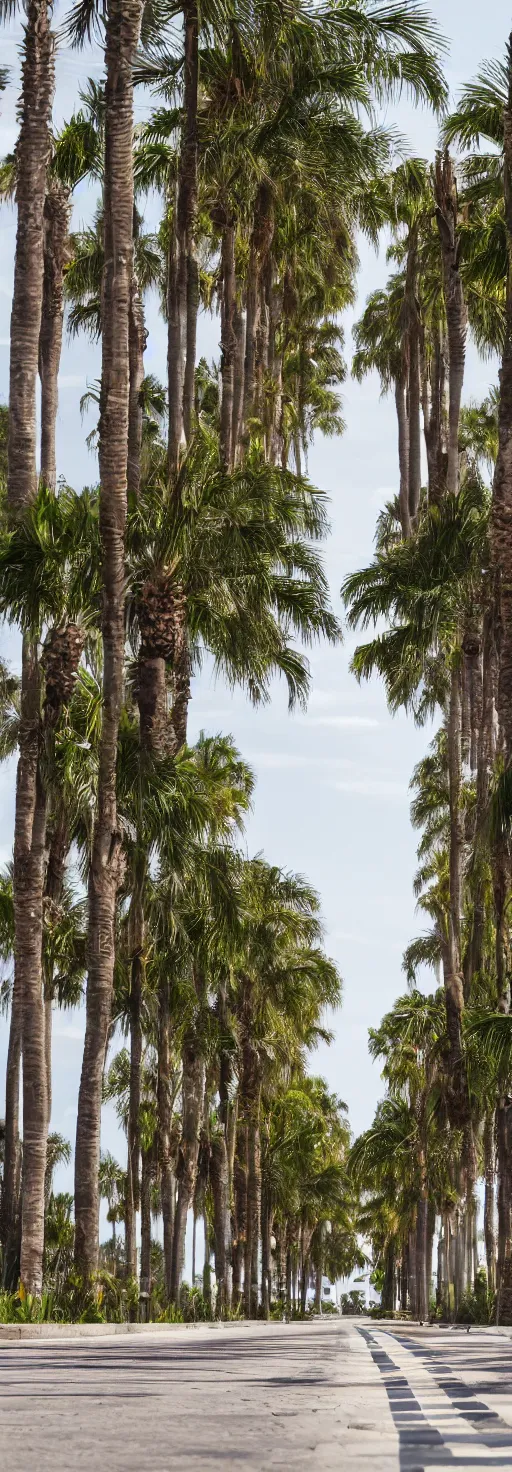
[3,1317,512,1469]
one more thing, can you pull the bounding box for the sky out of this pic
[0,0,508,1243]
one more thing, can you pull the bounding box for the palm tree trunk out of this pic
[157,975,174,1298]
[241,1030,262,1319]
[261,1182,271,1319]
[18,741,48,1296]
[166,0,198,471]
[232,1117,247,1306]
[181,0,199,444]
[140,1144,152,1298]
[395,375,411,538]
[416,1197,428,1320]
[39,180,71,489]
[267,272,283,465]
[211,1131,231,1316]
[398,1242,406,1313]
[167,173,186,476]
[434,151,467,497]
[496,1099,512,1322]
[426,1202,435,1312]
[382,1241,395,1314]
[242,184,273,439]
[125,862,144,1281]
[408,326,421,521]
[464,607,496,996]
[1,984,22,1289]
[423,325,447,506]
[242,243,259,440]
[127,275,146,501]
[454,1207,465,1315]
[445,659,466,1112]
[436,1229,445,1312]
[170,1031,205,1303]
[6,0,55,1302]
[213,982,233,1315]
[492,64,512,969]
[203,1209,211,1312]
[169,596,191,752]
[484,1111,496,1296]
[401,227,421,523]
[231,304,246,464]
[220,222,236,470]
[285,1242,292,1314]
[42,811,69,1147]
[8,0,54,512]
[74,0,142,1278]
[408,1223,417,1317]
[447,1210,457,1317]
[405,239,422,526]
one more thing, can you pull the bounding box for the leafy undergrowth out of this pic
[0,1271,140,1325]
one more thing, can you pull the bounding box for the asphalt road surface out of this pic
[4,1319,512,1469]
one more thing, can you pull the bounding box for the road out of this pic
[3,1319,512,1469]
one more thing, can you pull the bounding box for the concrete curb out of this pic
[0,1317,279,1343]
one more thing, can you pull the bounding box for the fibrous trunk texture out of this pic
[125,875,143,1281]
[170,1030,205,1303]
[6,0,55,1302]
[403,227,421,522]
[395,375,411,539]
[74,0,142,1278]
[140,1145,153,1298]
[8,0,54,513]
[484,1112,496,1296]
[434,151,467,498]
[39,180,71,489]
[220,222,236,470]
[445,659,467,1120]
[127,276,146,500]
[240,1026,262,1319]
[157,976,175,1298]
[211,1131,232,1316]
[232,1117,247,1306]
[497,1099,512,1322]
[492,71,512,773]
[1,983,22,1288]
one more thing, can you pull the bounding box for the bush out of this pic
[340,1290,366,1316]
[457,1269,492,1325]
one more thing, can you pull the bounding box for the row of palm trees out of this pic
[0,0,450,1314]
[347,40,512,1322]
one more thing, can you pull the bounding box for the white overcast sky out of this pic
[0,1,507,1223]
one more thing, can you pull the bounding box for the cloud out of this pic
[53,1024,85,1042]
[303,715,380,729]
[331,930,378,946]
[58,373,87,389]
[308,689,344,710]
[247,752,354,771]
[334,778,407,798]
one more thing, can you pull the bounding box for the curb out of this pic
[0,1318,280,1343]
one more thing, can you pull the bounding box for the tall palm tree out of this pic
[343,477,489,1121]
[2,0,56,1299]
[73,0,144,1281]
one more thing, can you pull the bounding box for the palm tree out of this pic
[343,478,489,1100]
[2,0,56,1299]
[98,1150,126,1264]
[73,0,144,1282]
